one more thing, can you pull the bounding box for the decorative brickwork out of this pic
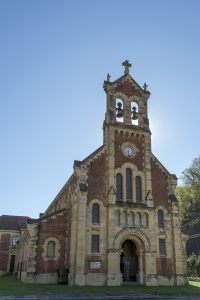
[87,153,108,204]
[151,158,169,208]
[115,79,143,97]
[115,131,144,171]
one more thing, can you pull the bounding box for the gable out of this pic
[104,74,150,99]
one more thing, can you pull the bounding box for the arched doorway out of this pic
[120,240,138,282]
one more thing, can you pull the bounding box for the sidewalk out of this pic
[0,295,200,300]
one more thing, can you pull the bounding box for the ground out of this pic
[0,276,199,297]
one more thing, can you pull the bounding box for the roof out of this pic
[74,145,104,167]
[27,208,66,224]
[0,215,29,231]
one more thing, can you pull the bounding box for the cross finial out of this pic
[122,60,132,74]
[143,82,148,91]
[107,73,111,82]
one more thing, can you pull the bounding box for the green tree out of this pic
[176,156,200,224]
[182,156,200,186]
[187,253,197,277]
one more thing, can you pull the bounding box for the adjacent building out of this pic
[0,215,28,275]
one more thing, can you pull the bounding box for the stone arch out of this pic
[113,92,129,102]
[113,228,150,252]
[42,237,61,260]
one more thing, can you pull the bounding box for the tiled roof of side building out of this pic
[0,215,29,230]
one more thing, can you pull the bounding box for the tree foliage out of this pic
[182,156,200,186]
[187,253,200,278]
[176,156,200,224]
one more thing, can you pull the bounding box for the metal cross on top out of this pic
[122,60,132,74]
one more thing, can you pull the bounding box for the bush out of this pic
[187,253,200,278]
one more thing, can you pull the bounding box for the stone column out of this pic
[144,134,153,207]
[123,100,132,125]
[26,223,38,281]
[107,250,122,286]
[137,249,145,284]
[74,191,87,286]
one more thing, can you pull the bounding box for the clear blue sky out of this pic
[0,0,200,218]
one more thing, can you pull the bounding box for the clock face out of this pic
[123,147,134,157]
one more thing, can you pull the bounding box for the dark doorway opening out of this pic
[9,255,15,273]
[120,240,138,282]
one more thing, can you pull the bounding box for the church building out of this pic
[14,61,187,286]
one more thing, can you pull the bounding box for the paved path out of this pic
[0,295,200,300]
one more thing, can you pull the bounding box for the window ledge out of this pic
[115,201,147,208]
[44,257,58,261]
[158,229,166,234]
[91,252,100,256]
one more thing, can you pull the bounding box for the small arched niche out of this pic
[131,101,138,126]
[116,98,124,123]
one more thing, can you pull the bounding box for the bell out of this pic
[116,102,123,118]
[132,106,138,120]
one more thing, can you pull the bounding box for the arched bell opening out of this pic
[131,102,138,126]
[120,239,138,282]
[116,98,124,123]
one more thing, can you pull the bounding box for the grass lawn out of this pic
[0,276,200,297]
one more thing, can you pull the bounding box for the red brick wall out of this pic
[156,257,173,276]
[35,210,70,273]
[115,131,144,171]
[0,234,10,251]
[151,159,169,208]
[0,234,11,271]
[87,153,107,204]
[0,253,9,271]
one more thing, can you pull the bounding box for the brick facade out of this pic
[35,213,68,273]
[151,158,169,208]
[114,131,144,171]
[87,152,107,204]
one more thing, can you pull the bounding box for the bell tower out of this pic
[103,61,155,285]
[104,60,150,131]
[103,61,153,207]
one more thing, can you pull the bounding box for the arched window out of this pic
[116,99,124,123]
[47,241,55,258]
[116,173,123,200]
[92,203,100,224]
[158,209,164,229]
[131,101,138,126]
[136,176,142,201]
[126,168,132,201]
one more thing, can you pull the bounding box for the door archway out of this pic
[120,239,138,282]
